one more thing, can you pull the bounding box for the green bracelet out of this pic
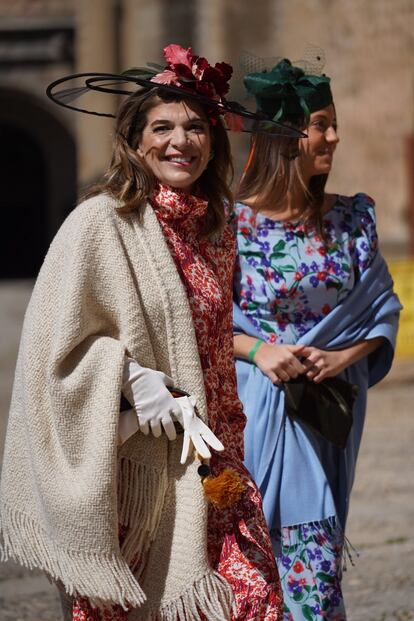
[248,339,263,364]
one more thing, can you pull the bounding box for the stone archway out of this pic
[0,87,76,278]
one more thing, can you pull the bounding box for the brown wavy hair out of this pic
[83,88,233,237]
[237,126,329,240]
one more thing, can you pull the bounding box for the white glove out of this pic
[173,395,225,464]
[122,357,181,440]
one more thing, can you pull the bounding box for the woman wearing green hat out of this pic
[233,58,400,619]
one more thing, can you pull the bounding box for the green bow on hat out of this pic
[244,58,333,124]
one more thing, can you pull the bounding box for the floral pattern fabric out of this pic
[275,519,345,621]
[73,184,282,620]
[234,193,377,345]
[72,599,128,621]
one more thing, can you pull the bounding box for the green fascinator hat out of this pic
[244,58,332,124]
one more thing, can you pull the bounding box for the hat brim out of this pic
[46,72,307,139]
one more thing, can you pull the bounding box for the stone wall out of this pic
[0,0,412,246]
[271,0,414,246]
[0,0,72,17]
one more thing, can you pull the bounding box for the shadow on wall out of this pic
[0,87,77,279]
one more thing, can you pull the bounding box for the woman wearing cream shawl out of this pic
[0,44,304,621]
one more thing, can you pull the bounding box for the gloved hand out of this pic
[173,395,225,464]
[122,357,181,440]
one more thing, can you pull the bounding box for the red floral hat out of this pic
[46,43,305,138]
[151,44,232,101]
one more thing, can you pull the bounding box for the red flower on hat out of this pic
[152,44,233,102]
[151,69,179,85]
[164,44,193,68]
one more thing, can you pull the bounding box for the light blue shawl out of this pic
[234,251,401,532]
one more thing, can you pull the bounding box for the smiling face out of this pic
[137,99,211,193]
[299,103,339,183]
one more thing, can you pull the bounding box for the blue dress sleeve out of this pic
[349,193,378,278]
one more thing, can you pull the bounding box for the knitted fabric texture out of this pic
[0,194,233,620]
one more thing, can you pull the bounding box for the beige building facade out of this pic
[0,0,412,276]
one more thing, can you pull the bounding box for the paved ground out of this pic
[0,282,413,620]
[341,378,414,621]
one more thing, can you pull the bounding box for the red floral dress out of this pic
[72,185,282,620]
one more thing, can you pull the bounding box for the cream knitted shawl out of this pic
[0,194,234,620]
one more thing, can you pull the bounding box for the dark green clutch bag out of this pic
[284,376,358,450]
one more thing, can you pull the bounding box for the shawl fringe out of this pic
[57,568,235,620]
[117,457,168,572]
[0,502,146,609]
[143,571,234,621]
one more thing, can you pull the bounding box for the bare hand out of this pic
[301,347,348,383]
[254,343,308,384]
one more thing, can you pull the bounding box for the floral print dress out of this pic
[235,194,377,345]
[233,193,378,621]
[73,184,282,620]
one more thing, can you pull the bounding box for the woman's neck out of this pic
[286,184,308,213]
[247,183,309,221]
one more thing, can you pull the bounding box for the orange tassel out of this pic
[201,468,246,509]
